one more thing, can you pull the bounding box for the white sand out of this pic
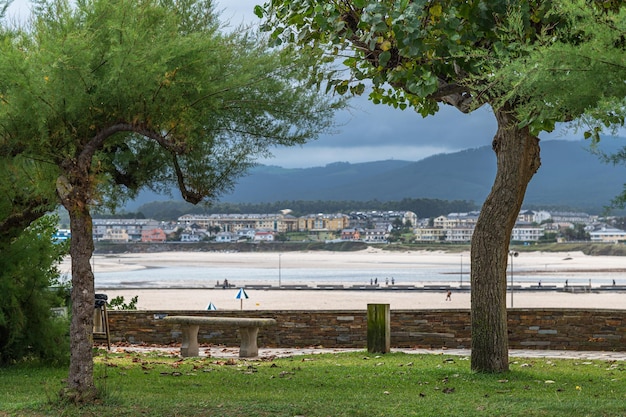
[57,249,626,311]
[99,288,624,311]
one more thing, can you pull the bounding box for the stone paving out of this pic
[102,343,626,361]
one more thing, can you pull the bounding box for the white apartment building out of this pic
[433,212,480,229]
[511,225,545,242]
[362,228,389,243]
[445,227,474,243]
[417,211,545,243]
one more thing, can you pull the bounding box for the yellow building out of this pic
[297,213,350,232]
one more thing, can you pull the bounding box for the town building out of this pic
[93,218,160,242]
[589,226,626,243]
[297,213,350,232]
[178,213,297,233]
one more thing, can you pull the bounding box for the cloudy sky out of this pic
[6,0,602,168]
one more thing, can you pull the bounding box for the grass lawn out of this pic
[0,350,624,417]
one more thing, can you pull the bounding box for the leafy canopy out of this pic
[483,0,626,137]
[257,0,625,136]
[0,0,341,210]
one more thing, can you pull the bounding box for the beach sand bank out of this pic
[98,287,625,311]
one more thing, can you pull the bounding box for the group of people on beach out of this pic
[369,277,395,286]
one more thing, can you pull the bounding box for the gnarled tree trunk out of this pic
[470,105,541,373]
[57,171,98,402]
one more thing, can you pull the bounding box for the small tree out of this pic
[0,0,340,402]
[0,215,69,365]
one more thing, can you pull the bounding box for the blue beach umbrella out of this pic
[235,288,249,310]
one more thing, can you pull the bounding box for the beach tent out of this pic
[206,302,217,311]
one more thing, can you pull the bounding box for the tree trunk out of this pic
[470,105,540,373]
[58,174,98,402]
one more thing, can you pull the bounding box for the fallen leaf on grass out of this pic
[160,372,183,377]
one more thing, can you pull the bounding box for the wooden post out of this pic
[367,303,390,353]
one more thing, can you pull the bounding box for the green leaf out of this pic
[253,5,264,19]
[378,50,391,67]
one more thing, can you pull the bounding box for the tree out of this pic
[0,214,69,365]
[561,223,590,241]
[0,0,339,401]
[258,0,626,372]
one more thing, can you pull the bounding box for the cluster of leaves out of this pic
[107,295,139,311]
[258,0,625,141]
[0,215,70,365]
[484,0,626,137]
[1,0,342,213]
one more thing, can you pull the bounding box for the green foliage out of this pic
[0,155,59,243]
[560,223,591,242]
[107,295,138,311]
[259,0,625,135]
[1,0,343,396]
[0,215,70,365]
[485,0,626,137]
[0,0,342,210]
[1,351,624,416]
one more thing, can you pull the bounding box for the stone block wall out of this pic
[104,309,625,352]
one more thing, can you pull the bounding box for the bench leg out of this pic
[238,326,260,358]
[180,324,200,357]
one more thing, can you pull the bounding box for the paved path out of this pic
[103,344,626,361]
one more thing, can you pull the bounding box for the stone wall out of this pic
[105,309,625,352]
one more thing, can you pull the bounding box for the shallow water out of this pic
[91,265,622,289]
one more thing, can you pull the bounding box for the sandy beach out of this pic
[59,249,626,311]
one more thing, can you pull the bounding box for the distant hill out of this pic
[127,139,626,212]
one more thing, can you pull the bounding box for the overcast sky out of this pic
[6,0,609,168]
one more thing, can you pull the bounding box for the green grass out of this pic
[1,351,624,417]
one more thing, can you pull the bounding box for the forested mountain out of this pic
[124,139,626,217]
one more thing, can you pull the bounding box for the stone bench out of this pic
[163,316,276,358]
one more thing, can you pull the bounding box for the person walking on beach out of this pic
[446,290,452,301]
